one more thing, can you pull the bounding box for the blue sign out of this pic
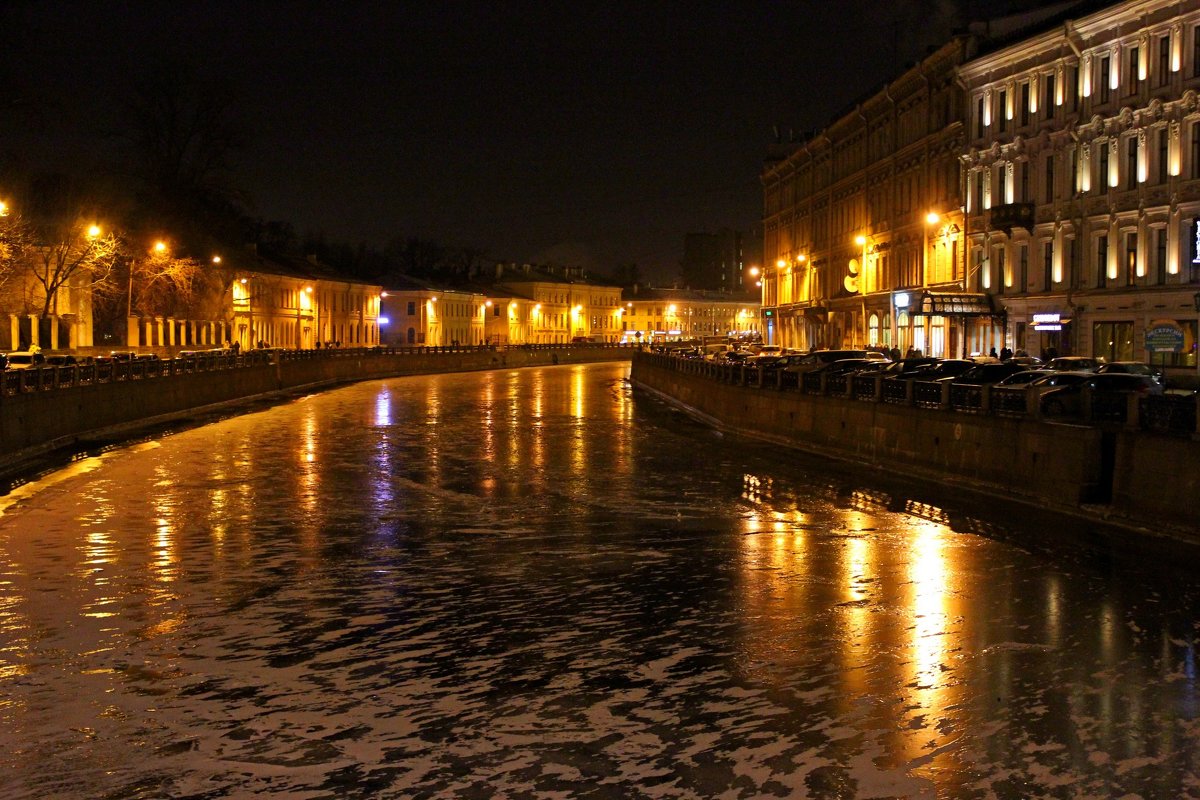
[1146,322,1185,353]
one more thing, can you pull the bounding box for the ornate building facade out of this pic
[961,0,1200,372]
[762,38,983,357]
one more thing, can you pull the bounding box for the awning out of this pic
[912,292,998,317]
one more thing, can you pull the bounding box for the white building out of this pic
[960,0,1200,373]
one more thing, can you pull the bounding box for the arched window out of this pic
[407,327,416,344]
[868,313,880,345]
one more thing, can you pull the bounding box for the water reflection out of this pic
[0,363,1198,798]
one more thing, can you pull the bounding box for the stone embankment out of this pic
[0,344,633,471]
[630,352,1200,541]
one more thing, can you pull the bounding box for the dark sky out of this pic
[2,1,979,282]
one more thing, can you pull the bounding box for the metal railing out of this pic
[638,352,1200,438]
[0,343,639,399]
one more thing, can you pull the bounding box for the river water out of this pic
[1,362,1199,799]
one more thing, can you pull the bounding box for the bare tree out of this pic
[136,252,205,317]
[0,208,34,295]
[28,219,120,318]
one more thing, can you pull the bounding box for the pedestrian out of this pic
[1000,346,1013,361]
[989,346,998,359]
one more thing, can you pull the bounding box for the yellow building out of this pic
[619,287,761,343]
[380,277,488,346]
[381,264,627,346]
[497,263,624,343]
[224,253,381,349]
[762,37,983,357]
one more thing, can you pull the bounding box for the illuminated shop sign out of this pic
[1146,320,1185,353]
[1032,312,1063,331]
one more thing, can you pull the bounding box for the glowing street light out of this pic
[0,201,8,217]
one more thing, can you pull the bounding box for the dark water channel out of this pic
[2,362,1199,799]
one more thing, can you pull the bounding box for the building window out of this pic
[1193,123,1200,179]
[1097,234,1108,288]
[1159,35,1171,86]
[1099,142,1110,192]
[1093,321,1135,362]
[1067,65,1078,110]
[1155,227,1167,284]
[1159,127,1169,183]
[1018,243,1028,291]
[1128,46,1140,89]
[407,301,416,315]
[975,96,985,137]
[996,247,1006,294]
[1020,81,1030,126]
[1020,161,1029,202]
[1125,232,1137,285]
[1044,152,1055,202]
[1043,240,1054,289]
[1194,27,1200,78]
[1043,74,1055,120]
[1100,56,1111,102]
[1127,136,1138,189]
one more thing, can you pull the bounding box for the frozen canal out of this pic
[2,362,1200,799]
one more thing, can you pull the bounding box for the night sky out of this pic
[2,1,996,282]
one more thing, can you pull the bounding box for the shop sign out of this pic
[1032,312,1063,331]
[1145,320,1185,353]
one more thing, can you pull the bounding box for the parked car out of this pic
[859,357,939,378]
[781,349,871,376]
[907,359,977,382]
[1026,370,1096,398]
[6,351,46,370]
[996,369,1054,386]
[1046,356,1105,371]
[713,350,750,365]
[43,354,80,367]
[1096,361,1164,386]
[1040,372,1162,416]
[937,361,1028,385]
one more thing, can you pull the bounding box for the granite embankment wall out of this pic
[0,346,628,468]
[631,355,1200,538]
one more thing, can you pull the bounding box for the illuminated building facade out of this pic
[961,0,1200,370]
[226,254,381,350]
[381,265,625,346]
[762,38,978,356]
[619,287,761,343]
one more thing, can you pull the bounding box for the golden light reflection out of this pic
[297,403,321,519]
[910,525,948,693]
[480,372,496,464]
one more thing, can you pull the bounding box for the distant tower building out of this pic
[682,228,760,292]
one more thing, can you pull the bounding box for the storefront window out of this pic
[1092,321,1134,362]
[1148,320,1198,368]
